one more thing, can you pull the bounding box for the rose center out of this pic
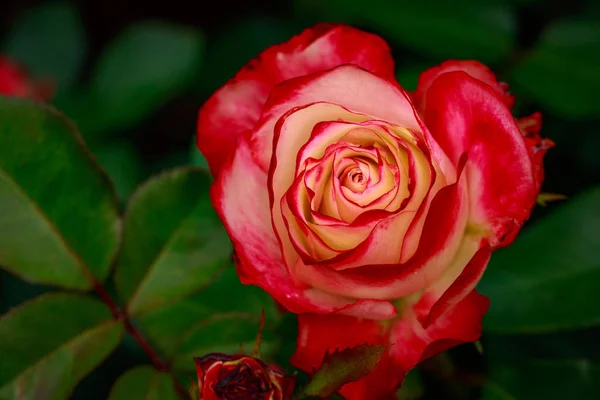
[351,170,364,183]
[340,162,370,193]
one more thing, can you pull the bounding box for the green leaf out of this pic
[115,167,231,316]
[396,370,424,400]
[92,141,144,203]
[108,366,178,400]
[478,187,600,333]
[511,17,600,119]
[482,359,600,400]
[2,2,86,91]
[0,271,49,315]
[136,265,279,361]
[0,293,123,399]
[61,21,204,136]
[481,332,600,397]
[0,97,120,289]
[295,0,515,63]
[483,330,600,367]
[302,344,387,398]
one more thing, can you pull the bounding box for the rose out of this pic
[194,353,295,400]
[198,24,552,396]
[0,56,53,100]
[197,24,551,398]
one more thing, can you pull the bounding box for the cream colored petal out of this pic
[254,65,422,171]
[272,103,372,267]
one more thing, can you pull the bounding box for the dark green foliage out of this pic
[1,0,599,398]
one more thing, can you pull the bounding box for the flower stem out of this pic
[91,278,191,400]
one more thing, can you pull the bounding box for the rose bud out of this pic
[0,56,53,101]
[197,24,552,398]
[194,353,295,400]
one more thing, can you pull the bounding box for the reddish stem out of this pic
[91,280,122,319]
[124,318,168,371]
[91,279,191,400]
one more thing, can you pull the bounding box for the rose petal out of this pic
[212,139,322,313]
[212,139,298,306]
[272,103,372,265]
[271,100,428,275]
[423,245,491,328]
[285,121,415,235]
[413,60,514,112]
[389,289,489,372]
[197,24,396,176]
[285,174,376,256]
[296,121,415,220]
[201,362,225,400]
[213,138,397,317]
[257,64,420,172]
[292,169,469,300]
[421,72,536,247]
[292,314,386,370]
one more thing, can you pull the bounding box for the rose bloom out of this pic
[0,56,52,101]
[197,25,552,399]
[194,353,295,400]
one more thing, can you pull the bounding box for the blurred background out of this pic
[1,0,599,399]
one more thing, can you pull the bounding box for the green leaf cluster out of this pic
[0,97,278,398]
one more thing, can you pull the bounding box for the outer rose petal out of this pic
[197,24,396,176]
[413,60,514,112]
[421,72,536,247]
[213,139,312,312]
[421,245,491,328]
[292,291,489,400]
[201,362,227,400]
[390,290,489,372]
